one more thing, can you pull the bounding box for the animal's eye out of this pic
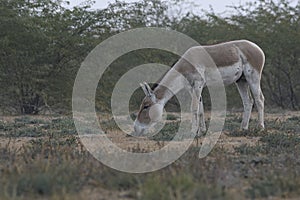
[143,105,150,109]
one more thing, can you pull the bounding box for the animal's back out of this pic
[203,40,265,73]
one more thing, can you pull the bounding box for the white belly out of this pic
[205,62,243,86]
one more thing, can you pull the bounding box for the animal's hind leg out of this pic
[244,68,265,129]
[251,84,265,129]
[236,78,253,130]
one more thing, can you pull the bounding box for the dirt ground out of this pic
[0,111,299,152]
[1,111,300,200]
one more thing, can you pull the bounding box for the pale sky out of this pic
[68,0,250,14]
[68,0,299,15]
[69,0,246,13]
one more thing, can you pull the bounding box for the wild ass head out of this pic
[133,82,164,135]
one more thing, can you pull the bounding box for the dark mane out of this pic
[151,60,178,90]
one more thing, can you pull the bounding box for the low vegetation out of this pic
[0,113,300,199]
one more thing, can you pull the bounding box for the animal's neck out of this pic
[153,66,185,106]
[153,85,173,106]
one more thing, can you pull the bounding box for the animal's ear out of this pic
[140,82,156,102]
[140,82,153,97]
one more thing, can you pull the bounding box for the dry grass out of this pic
[0,112,300,199]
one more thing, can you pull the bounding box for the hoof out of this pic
[196,128,207,137]
[239,127,249,132]
[238,127,250,133]
[254,125,266,134]
[254,124,265,131]
[126,133,133,137]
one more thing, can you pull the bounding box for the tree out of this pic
[0,0,99,114]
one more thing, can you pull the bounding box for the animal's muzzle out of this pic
[133,121,147,136]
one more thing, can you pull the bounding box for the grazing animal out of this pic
[134,40,265,135]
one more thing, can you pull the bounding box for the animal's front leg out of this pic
[191,81,205,136]
[198,96,206,134]
[191,90,200,133]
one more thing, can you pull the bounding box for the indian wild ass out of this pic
[134,40,265,135]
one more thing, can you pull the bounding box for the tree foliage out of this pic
[0,0,299,114]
